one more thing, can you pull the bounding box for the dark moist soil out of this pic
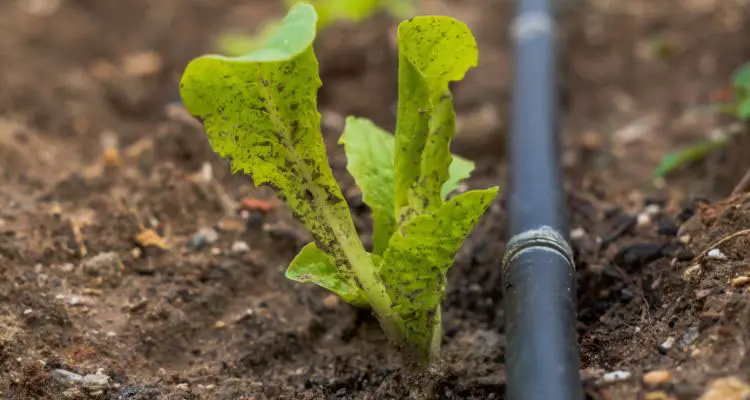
[1,0,750,399]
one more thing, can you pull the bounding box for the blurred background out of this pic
[0,0,749,399]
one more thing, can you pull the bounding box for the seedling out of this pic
[179,3,497,364]
[653,133,727,179]
[716,62,750,121]
[654,62,750,178]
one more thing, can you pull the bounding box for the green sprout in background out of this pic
[653,133,727,179]
[180,3,497,364]
[654,62,750,179]
[719,62,750,121]
[286,0,414,28]
[217,0,415,56]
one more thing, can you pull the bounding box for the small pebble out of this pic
[644,391,674,400]
[68,295,84,306]
[176,383,189,391]
[570,227,586,240]
[682,325,700,348]
[234,308,255,323]
[18,0,62,16]
[636,213,652,227]
[62,387,83,399]
[190,228,219,250]
[195,162,213,183]
[476,329,502,348]
[136,229,169,249]
[599,370,632,383]
[217,217,245,232]
[23,308,33,315]
[699,376,750,400]
[241,197,275,213]
[83,252,123,278]
[214,320,227,329]
[683,264,702,283]
[731,276,750,288]
[102,147,122,168]
[658,337,676,353]
[707,248,728,260]
[644,204,662,216]
[322,294,339,309]
[49,203,63,217]
[121,51,163,77]
[210,247,221,256]
[52,369,83,385]
[643,370,673,386]
[230,241,250,254]
[580,367,606,380]
[581,131,601,150]
[59,263,75,272]
[679,235,691,244]
[131,247,142,259]
[82,369,110,391]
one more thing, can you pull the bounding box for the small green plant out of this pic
[653,133,727,179]
[654,63,750,179]
[179,3,497,364]
[715,62,750,121]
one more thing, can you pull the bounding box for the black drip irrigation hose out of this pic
[503,0,583,399]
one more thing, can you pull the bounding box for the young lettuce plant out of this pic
[179,3,497,364]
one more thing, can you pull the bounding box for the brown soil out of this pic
[1,0,750,399]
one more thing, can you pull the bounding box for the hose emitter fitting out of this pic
[502,225,575,281]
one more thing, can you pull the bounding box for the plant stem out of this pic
[430,307,442,361]
[339,233,406,342]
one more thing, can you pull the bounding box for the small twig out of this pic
[694,229,750,262]
[731,169,750,195]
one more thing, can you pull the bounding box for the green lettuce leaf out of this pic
[340,116,477,254]
[339,117,397,254]
[286,242,368,307]
[284,0,414,29]
[733,63,750,89]
[378,187,498,360]
[215,21,281,57]
[654,134,728,178]
[444,152,474,199]
[739,98,750,120]
[415,93,457,210]
[179,4,390,317]
[393,16,478,223]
